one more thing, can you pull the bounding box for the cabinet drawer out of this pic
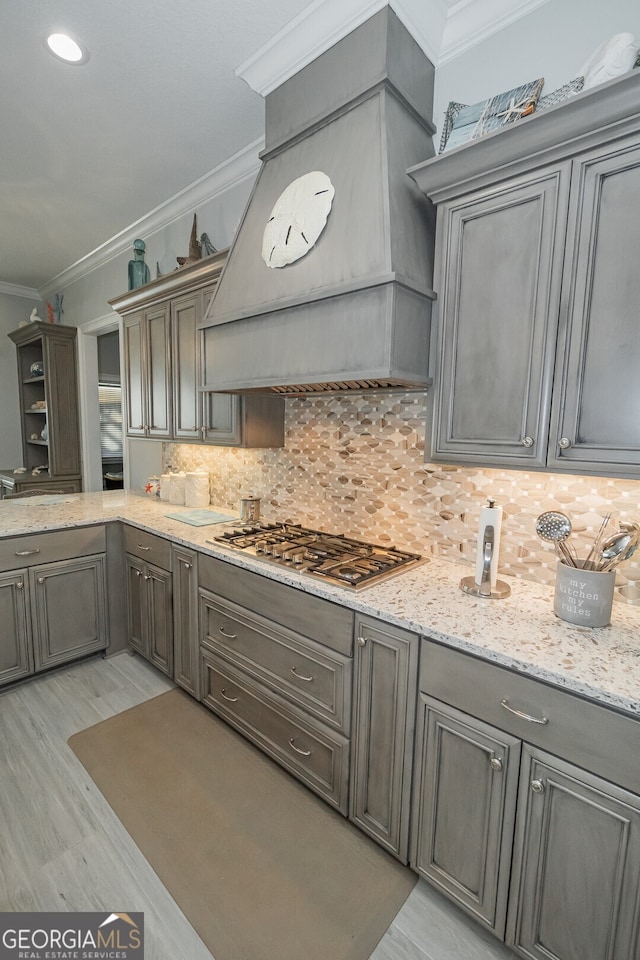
[122,525,171,569]
[0,526,106,573]
[199,554,353,656]
[200,590,351,733]
[201,651,349,813]
[421,638,640,794]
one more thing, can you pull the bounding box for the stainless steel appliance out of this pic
[209,522,424,590]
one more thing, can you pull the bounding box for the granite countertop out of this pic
[2,490,639,717]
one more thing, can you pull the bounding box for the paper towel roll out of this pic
[169,472,186,505]
[474,499,503,591]
[159,474,171,502]
[185,471,210,508]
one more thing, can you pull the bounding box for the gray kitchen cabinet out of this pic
[198,553,353,812]
[110,254,285,447]
[0,527,108,687]
[0,471,82,496]
[8,322,82,486]
[350,615,418,861]
[0,570,33,684]
[123,525,173,676]
[172,543,199,698]
[410,71,640,476]
[424,168,568,468]
[122,304,172,438]
[546,137,640,474]
[125,554,173,677]
[414,638,640,957]
[508,746,640,960]
[411,696,520,937]
[31,554,108,671]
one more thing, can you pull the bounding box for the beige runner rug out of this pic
[68,688,417,960]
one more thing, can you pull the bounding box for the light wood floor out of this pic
[0,653,515,960]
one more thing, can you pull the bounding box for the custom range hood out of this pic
[200,7,437,395]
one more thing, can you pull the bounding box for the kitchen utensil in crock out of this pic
[584,511,612,569]
[536,511,577,566]
[599,528,639,571]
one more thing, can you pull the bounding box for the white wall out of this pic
[0,292,44,468]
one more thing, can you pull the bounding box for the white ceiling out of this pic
[0,0,528,293]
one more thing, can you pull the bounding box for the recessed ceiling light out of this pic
[45,31,90,65]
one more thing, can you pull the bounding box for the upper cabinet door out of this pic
[123,313,146,437]
[145,305,172,438]
[548,139,640,474]
[172,293,200,441]
[432,168,569,467]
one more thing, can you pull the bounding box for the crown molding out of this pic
[236,0,447,96]
[0,281,41,300]
[236,0,550,94]
[439,0,551,64]
[39,137,264,300]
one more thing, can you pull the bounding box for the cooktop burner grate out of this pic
[208,522,424,589]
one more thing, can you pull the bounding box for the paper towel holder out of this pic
[460,523,511,599]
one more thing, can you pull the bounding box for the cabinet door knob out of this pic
[558,437,572,449]
[183,561,192,570]
[16,580,24,590]
[37,576,45,584]
[531,779,546,794]
[135,569,142,577]
[143,574,151,581]
[357,635,367,646]
[521,436,534,448]
[489,756,503,771]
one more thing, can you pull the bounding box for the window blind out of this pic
[98,383,123,460]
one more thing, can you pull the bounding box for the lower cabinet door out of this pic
[145,562,173,677]
[350,616,418,861]
[411,696,521,939]
[125,554,147,655]
[0,570,33,685]
[31,555,107,670]
[172,546,199,696]
[508,746,640,960]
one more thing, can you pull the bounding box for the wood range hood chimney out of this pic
[200,6,437,396]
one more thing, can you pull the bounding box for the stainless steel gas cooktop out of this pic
[209,522,424,590]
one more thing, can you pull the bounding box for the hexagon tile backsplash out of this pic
[163,392,640,603]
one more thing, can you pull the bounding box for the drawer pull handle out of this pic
[15,548,40,556]
[489,756,503,771]
[288,738,312,757]
[290,666,314,682]
[137,544,152,551]
[219,626,237,640]
[500,699,548,725]
[220,688,238,703]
